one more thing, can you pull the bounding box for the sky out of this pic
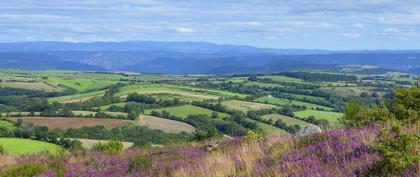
[0,0,420,50]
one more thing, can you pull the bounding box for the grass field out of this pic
[46,77,118,92]
[258,75,304,83]
[245,82,285,88]
[0,120,16,131]
[255,97,333,110]
[138,115,195,133]
[245,118,287,134]
[74,138,134,150]
[48,90,105,103]
[6,117,130,130]
[293,110,343,125]
[221,100,278,112]
[72,110,128,117]
[0,81,64,92]
[261,114,313,127]
[0,138,62,155]
[117,84,220,100]
[144,105,229,119]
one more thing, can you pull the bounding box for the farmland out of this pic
[262,114,314,127]
[0,69,411,151]
[0,138,62,155]
[222,100,278,112]
[5,117,130,130]
[138,115,195,133]
[144,105,229,119]
[255,97,333,110]
[294,110,344,125]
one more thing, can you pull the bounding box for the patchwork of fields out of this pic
[0,69,407,155]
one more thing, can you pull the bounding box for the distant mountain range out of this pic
[0,41,419,74]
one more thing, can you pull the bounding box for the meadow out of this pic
[138,115,195,133]
[294,110,344,125]
[0,138,62,155]
[144,105,229,119]
[262,114,314,126]
[255,96,333,110]
[222,100,278,112]
[5,117,130,130]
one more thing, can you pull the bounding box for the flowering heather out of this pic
[1,125,418,177]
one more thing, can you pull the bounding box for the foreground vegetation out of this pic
[0,69,418,176]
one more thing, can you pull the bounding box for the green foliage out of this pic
[92,140,123,155]
[192,127,218,141]
[244,130,264,143]
[1,162,46,177]
[388,86,420,123]
[343,100,393,127]
[129,155,152,172]
[371,124,420,175]
[0,144,5,154]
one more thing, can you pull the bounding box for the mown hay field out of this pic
[5,117,130,130]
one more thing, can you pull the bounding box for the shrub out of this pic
[0,144,5,154]
[1,162,47,177]
[370,124,420,175]
[244,130,264,143]
[129,155,152,172]
[92,140,123,155]
[343,100,393,127]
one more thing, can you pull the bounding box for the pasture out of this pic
[258,75,304,83]
[144,105,229,119]
[45,77,118,92]
[247,118,287,134]
[74,139,134,150]
[138,115,195,133]
[48,90,105,103]
[221,100,278,112]
[0,81,64,92]
[255,97,332,110]
[261,114,313,127]
[0,120,16,130]
[6,117,130,130]
[0,138,62,155]
[293,110,343,125]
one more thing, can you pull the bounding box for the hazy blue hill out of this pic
[0,52,106,71]
[0,41,419,74]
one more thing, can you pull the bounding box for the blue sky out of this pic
[0,0,420,49]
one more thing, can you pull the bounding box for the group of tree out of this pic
[342,86,420,176]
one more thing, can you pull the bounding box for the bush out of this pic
[129,155,152,172]
[244,130,264,143]
[0,144,5,154]
[370,124,420,175]
[1,162,47,177]
[92,140,123,155]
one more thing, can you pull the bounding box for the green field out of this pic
[46,77,118,92]
[0,138,63,155]
[255,97,333,110]
[0,120,16,131]
[144,105,229,118]
[48,90,105,103]
[246,118,287,134]
[294,110,343,125]
[258,75,304,83]
[222,100,278,112]
[261,114,313,127]
[245,82,285,88]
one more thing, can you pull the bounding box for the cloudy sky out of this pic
[1,0,420,49]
